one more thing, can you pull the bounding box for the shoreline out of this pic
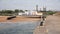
[0,16,41,23]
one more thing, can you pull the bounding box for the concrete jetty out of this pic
[33,15,60,34]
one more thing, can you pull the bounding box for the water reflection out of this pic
[0,21,40,34]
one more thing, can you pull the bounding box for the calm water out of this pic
[0,21,40,34]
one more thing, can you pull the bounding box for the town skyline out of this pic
[0,0,60,11]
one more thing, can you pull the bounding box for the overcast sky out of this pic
[0,0,60,11]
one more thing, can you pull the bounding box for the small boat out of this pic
[7,16,16,20]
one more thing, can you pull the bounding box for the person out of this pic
[43,16,45,21]
[40,21,43,26]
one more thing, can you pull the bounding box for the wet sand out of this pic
[0,16,41,23]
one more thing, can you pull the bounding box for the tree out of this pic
[47,11,56,15]
[25,10,28,12]
[20,10,25,13]
[4,10,13,14]
[15,9,19,13]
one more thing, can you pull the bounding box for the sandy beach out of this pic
[0,16,41,22]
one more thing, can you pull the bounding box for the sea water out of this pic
[0,21,40,34]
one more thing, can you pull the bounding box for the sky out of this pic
[0,0,60,11]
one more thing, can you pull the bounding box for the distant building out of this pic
[18,10,30,16]
[43,7,46,11]
[32,11,43,16]
[18,10,43,16]
[18,12,25,16]
[24,10,30,15]
[36,5,38,12]
[36,12,43,16]
[40,8,42,11]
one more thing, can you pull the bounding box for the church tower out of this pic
[43,6,46,11]
[36,5,38,12]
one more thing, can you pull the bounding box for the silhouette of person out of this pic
[40,21,43,26]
